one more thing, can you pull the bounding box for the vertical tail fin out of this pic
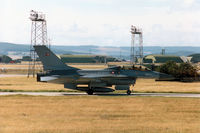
[34,45,77,71]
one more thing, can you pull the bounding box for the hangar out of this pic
[0,55,12,63]
[143,55,184,64]
[188,54,200,63]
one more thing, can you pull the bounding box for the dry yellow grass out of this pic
[0,77,67,91]
[0,63,107,69]
[0,64,107,74]
[0,96,199,133]
[70,64,108,69]
[134,78,200,93]
[0,77,200,93]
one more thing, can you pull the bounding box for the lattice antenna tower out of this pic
[27,10,48,77]
[130,25,143,65]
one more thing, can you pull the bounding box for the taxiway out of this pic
[0,92,200,98]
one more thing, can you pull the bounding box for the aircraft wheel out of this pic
[127,90,131,95]
[87,89,94,95]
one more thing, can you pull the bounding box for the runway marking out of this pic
[0,92,200,98]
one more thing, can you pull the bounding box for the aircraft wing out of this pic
[80,74,128,78]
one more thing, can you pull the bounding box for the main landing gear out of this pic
[87,84,94,95]
[127,89,131,95]
[87,89,94,95]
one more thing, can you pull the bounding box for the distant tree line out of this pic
[156,61,199,81]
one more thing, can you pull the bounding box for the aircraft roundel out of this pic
[45,52,50,56]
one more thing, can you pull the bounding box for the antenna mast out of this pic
[27,10,48,77]
[130,25,143,65]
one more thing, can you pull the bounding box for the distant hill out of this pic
[1,42,200,60]
[0,42,29,55]
[0,42,86,55]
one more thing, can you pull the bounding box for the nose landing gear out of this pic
[127,84,134,95]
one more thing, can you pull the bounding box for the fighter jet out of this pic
[34,45,168,95]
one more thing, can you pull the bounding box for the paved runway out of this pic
[0,92,200,98]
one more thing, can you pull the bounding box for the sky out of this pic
[1,0,200,46]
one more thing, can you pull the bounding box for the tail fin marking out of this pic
[34,45,76,70]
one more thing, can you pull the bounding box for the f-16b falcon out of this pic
[35,45,170,95]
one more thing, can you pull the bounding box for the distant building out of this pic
[59,55,118,63]
[188,54,200,63]
[22,56,32,61]
[0,55,12,63]
[143,55,185,64]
